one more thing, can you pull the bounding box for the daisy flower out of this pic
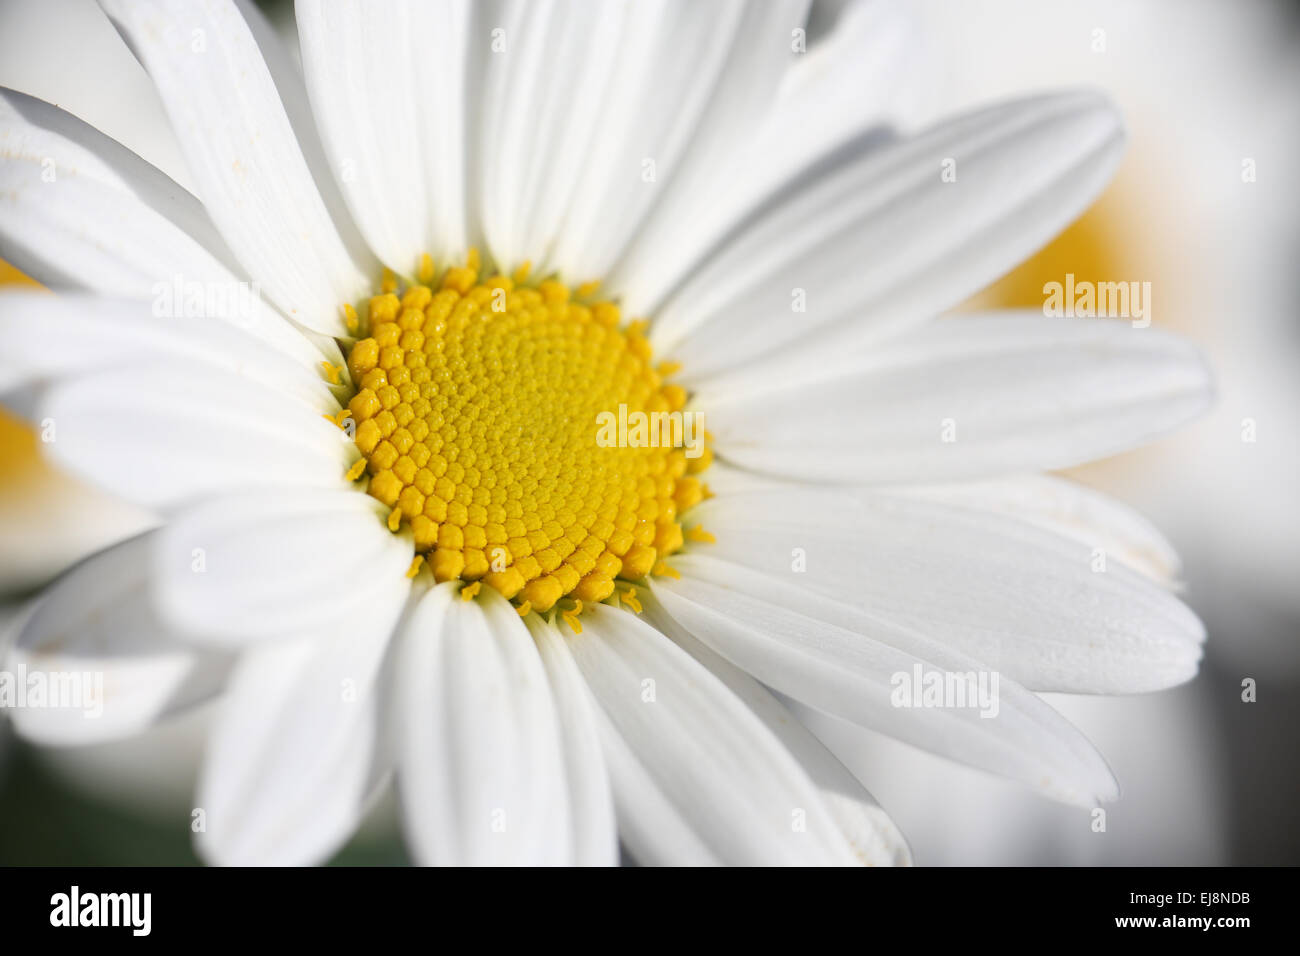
[0,0,1211,866]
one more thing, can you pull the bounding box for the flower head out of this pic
[0,0,1211,866]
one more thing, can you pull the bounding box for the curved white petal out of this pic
[36,359,355,509]
[153,489,412,644]
[101,0,372,333]
[613,0,914,315]
[0,88,324,366]
[6,533,231,745]
[0,87,234,278]
[548,0,803,282]
[642,595,910,865]
[228,0,377,274]
[195,566,407,865]
[899,474,1184,585]
[570,603,859,865]
[472,0,625,274]
[652,554,1119,805]
[688,485,1204,693]
[297,0,455,273]
[525,614,619,866]
[396,584,571,865]
[651,91,1126,383]
[407,0,470,260]
[0,292,337,414]
[703,315,1213,483]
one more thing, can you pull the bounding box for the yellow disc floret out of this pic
[342,255,710,615]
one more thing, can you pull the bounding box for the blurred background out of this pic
[1,0,1297,865]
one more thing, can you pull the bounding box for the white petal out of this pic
[651,91,1125,383]
[473,0,629,274]
[229,0,377,274]
[586,700,717,865]
[6,533,231,745]
[0,462,154,596]
[689,485,1204,693]
[0,0,190,187]
[703,314,1212,483]
[195,567,407,865]
[642,595,910,865]
[101,0,372,333]
[408,0,470,260]
[0,292,337,414]
[652,554,1118,805]
[153,489,411,644]
[297,0,444,273]
[613,0,914,315]
[0,87,232,278]
[36,358,356,509]
[570,603,859,865]
[525,614,619,866]
[396,584,571,865]
[899,474,1183,585]
[548,0,804,282]
[0,88,324,366]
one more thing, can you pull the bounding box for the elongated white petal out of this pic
[297,0,443,274]
[397,584,571,865]
[36,359,356,509]
[570,603,859,865]
[653,554,1118,805]
[473,0,625,274]
[101,0,372,333]
[899,474,1183,585]
[0,292,337,414]
[614,0,913,315]
[586,700,717,865]
[596,0,807,281]
[526,615,619,866]
[643,596,910,865]
[6,533,231,745]
[651,91,1125,383]
[195,567,407,865]
[153,489,411,644]
[228,0,377,273]
[0,88,324,366]
[548,0,802,282]
[704,315,1212,483]
[0,87,234,278]
[408,0,469,259]
[689,486,1204,692]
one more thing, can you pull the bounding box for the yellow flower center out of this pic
[339,254,712,615]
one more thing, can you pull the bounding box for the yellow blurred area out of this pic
[1,257,156,592]
[956,166,1177,486]
[960,173,1142,315]
[0,403,39,472]
[1,254,72,580]
[0,257,43,484]
[0,259,39,288]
